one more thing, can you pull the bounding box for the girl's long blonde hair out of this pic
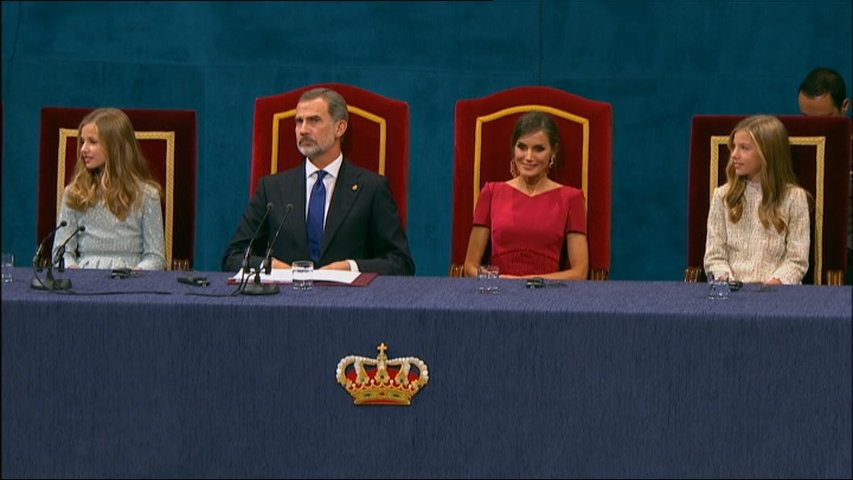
[723,115,804,233]
[65,108,162,221]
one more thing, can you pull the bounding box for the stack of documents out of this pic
[229,268,361,285]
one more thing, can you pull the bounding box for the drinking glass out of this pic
[292,260,314,291]
[2,253,13,284]
[707,271,730,300]
[477,265,499,294]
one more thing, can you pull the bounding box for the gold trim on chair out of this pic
[271,106,387,175]
[791,136,826,284]
[56,129,177,270]
[708,135,827,284]
[57,129,76,218]
[270,109,295,175]
[472,105,590,211]
[709,136,727,199]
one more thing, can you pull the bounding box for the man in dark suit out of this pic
[222,88,415,275]
[798,67,852,284]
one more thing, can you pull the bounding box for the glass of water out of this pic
[292,260,314,291]
[707,271,730,300]
[2,253,13,284]
[477,265,499,294]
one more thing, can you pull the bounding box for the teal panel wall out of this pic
[3,0,851,279]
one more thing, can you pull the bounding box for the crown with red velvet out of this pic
[336,342,429,405]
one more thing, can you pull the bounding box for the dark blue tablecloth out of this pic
[3,268,851,478]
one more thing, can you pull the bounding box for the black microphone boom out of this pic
[261,203,293,275]
[52,225,86,270]
[31,224,84,291]
[243,203,293,296]
[241,202,273,273]
[33,220,67,270]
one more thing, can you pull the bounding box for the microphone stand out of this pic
[241,248,280,295]
[242,204,292,296]
[240,267,279,295]
[31,246,72,290]
[31,222,76,291]
[238,203,272,292]
[32,220,67,273]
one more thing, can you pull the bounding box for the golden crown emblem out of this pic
[336,342,429,405]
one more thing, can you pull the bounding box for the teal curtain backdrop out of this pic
[2,0,851,278]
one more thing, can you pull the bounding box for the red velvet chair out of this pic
[686,115,851,285]
[449,86,613,279]
[250,83,409,226]
[36,107,198,270]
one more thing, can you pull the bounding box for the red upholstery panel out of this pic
[251,83,409,226]
[37,107,198,270]
[687,115,851,284]
[451,86,613,278]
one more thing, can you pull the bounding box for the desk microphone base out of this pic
[31,276,72,290]
[241,282,280,295]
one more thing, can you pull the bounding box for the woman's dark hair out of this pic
[511,111,562,165]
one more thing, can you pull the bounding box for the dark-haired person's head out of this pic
[510,110,563,173]
[798,67,850,117]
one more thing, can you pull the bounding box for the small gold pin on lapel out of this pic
[352,184,359,191]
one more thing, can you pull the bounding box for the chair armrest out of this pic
[589,268,609,281]
[684,266,704,283]
[171,258,191,271]
[824,269,845,285]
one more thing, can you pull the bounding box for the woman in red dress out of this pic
[463,111,589,280]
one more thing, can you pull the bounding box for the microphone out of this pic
[260,203,293,275]
[33,220,67,270]
[241,202,273,274]
[52,225,86,271]
[31,224,84,291]
[243,204,292,296]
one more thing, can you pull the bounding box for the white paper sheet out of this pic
[229,268,361,285]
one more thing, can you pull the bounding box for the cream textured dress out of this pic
[704,182,809,284]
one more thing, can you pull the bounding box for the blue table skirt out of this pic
[3,268,851,478]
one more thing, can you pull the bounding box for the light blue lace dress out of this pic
[53,183,166,270]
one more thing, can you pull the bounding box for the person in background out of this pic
[221,88,414,275]
[798,67,849,117]
[797,66,852,284]
[54,108,165,270]
[704,115,810,284]
[463,110,589,280]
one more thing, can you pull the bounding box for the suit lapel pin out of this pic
[352,184,359,191]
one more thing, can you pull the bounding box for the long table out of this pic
[3,267,851,478]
